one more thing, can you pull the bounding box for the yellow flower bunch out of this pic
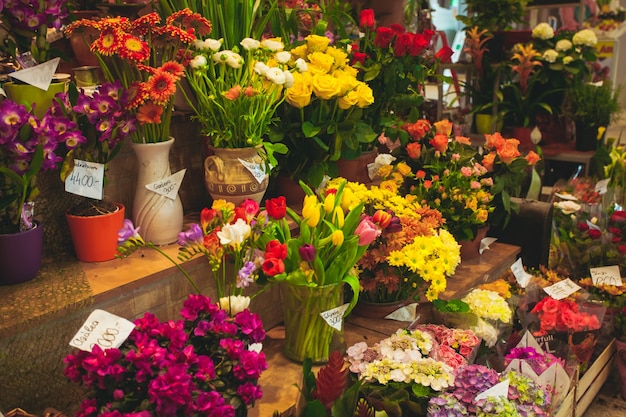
[387,228,460,301]
[272,34,377,187]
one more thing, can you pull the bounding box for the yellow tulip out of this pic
[333,206,345,228]
[331,230,344,246]
[323,193,335,213]
[302,195,321,227]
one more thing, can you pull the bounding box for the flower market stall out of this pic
[3,1,626,417]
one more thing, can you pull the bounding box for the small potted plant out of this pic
[565,81,621,151]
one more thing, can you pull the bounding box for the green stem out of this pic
[147,243,202,294]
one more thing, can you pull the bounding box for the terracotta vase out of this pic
[131,138,183,245]
[352,299,413,320]
[0,221,43,285]
[459,225,490,261]
[204,146,269,205]
[336,149,378,184]
[66,203,125,262]
[511,126,533,151]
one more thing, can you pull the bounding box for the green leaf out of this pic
[302,121,321,138]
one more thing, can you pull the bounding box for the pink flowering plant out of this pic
[64,293,267,417]
[504,346,565,376]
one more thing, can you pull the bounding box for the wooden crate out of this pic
[553,338,616,417]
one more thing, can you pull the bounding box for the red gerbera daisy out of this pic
[130,12,160,36]
[159,61,185,78]
[91,27,123,56]
[182,13,212,37]
[64,18,100,37]
[136,101,163,125]
[146,71,177,105]
[163,25,196,45]
[118,33,150,62]
[124,82,149,109]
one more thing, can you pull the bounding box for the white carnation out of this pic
[261,38,284,51]
[264,67,286,84]
[573,29,597,47]
[283,70,294,88]
[542,49,558,63]
[556,39,573,52]
[213,50,243,69]
[254,61,269,75]
[204,38,223,52]
[190,55,207,69]
[294,57,308,72]
[240,37,260,50]
[275,50,292,64]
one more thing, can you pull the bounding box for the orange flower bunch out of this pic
[65,9,211,143]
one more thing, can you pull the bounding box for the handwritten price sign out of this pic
[65,159,105,200]
[320,303,349,331]
[145,169,186,200]
[69,309,135,352]
[590,265,623,287]
[543,278,581,300]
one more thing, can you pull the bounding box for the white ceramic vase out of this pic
[131,138,183,245]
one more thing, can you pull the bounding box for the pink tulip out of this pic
[354,217,381,246]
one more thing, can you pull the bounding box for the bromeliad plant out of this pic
[64,293,267,417]
[64,9,211,143]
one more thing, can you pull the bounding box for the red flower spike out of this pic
[311,350,348,411]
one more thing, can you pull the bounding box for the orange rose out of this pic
[455,135,471,145]
[406,142,422,159]
[404,119,431,141]
[497,139,521,164]
[525,150,541,165]
[433,119,453,136]
[429,133,449,153]
[484,132,505,151]
[482,152,496,171]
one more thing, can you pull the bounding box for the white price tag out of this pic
[590,265,623,287]
[239,158,268,184]
[510,258,533,288]
[9,57,60,90]
[543,278,581,300]
[320,303,349,331]
[586,219,602,231]
[145,169,186,200]
[554,192,578,201]
[475,379,510,401]
[65,159,105,200]
[595,178,609,194]
[69,309,135,352]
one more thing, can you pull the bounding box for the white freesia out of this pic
[532,22,554,40]
[190,55,207,69]
[240,37,260,50]
[261,38,284,51]
[275,50,291,64]
[543,49,558,63]
[264,67,286,85]
[556,200,582,215]
[556,39,573,52]
[218,295,251,315]
[294,58,308,72]
[217,218,251,247]
[573,29,598,47]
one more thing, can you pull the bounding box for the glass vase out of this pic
[280,282,346,364]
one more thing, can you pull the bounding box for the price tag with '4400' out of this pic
[65,159,105,200]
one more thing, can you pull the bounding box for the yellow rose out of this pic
[289,44,308,59]
[341,65,359,78]
[334,72,358,94]
[465,197,478,212]
[377,165,393,178]
[324,46,348,70]
[380,180,398,194]
[354,83,374,108]
[338,90,359,109]
[476,209,489,223]
[396,162,412,177]
[312,73,341,99]
[285,72,312,108]
[305,34,330,52]
[433,119,453,136]
[307,51,334,73]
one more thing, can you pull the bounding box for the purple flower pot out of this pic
[0,222,43,285]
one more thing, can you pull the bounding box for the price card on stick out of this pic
[65,159,105,200]
[543,278,581,300]
[70,309,135,352]
[510,258,533,288]
[590,265,623,287]
[9,57,60,90]
[145,169,186,200]
[320,303,349,331]
[475,379,510,401]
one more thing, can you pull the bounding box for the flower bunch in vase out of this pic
[271,34,376,188]
[256,180,381,362]
[65,9,211,143]
[382,119,495,242]
[329,177,457,303]
[349,8,452,144]
[0,98,79,234]
[346,328,456,414]
[64,293,267,416]
[184,36,292,167]
[427,364,552,417]
[0,0,70,65]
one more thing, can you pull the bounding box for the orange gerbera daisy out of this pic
[124,82,149,109]
[160,61,185,78]
[118,33,150,62]
[146,71,177,105]
[64,18,100,37]
[162,24,196,45]
[130,12,160,36]
[91,27,123,56]
[136,101,163,125]
[181,13,212,37]
[95,16,131,31]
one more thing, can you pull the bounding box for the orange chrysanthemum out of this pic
[136,101,163,125]
[118,33,150,62]
[146,71,177,105]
